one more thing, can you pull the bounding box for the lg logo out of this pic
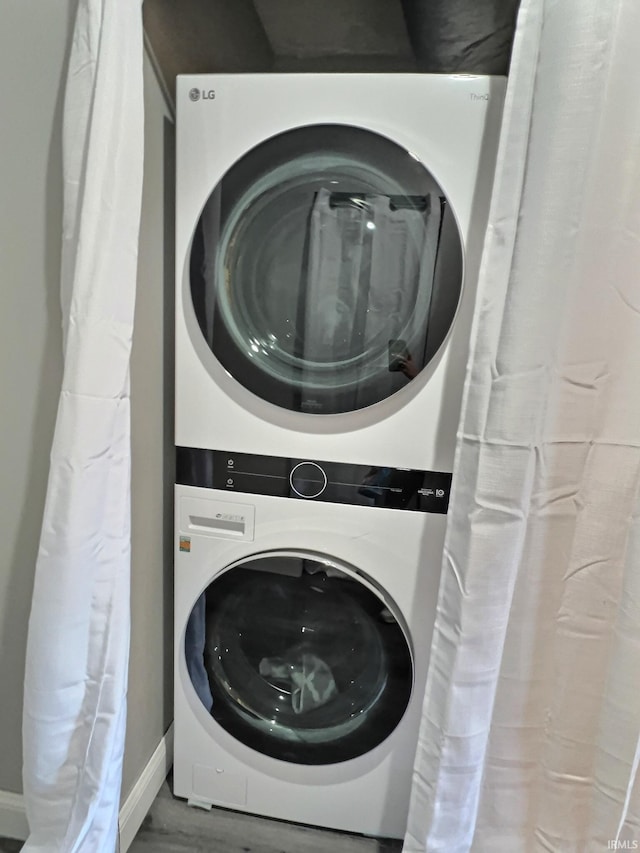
[189,88,215,102]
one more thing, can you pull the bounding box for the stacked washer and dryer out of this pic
[173,74,505,839]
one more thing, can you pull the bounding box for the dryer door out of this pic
[183,551,413,765]
[189,124,463,414]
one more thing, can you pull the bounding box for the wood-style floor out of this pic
[0,778,403,853]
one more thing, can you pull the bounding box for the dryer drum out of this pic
[188,124,464,414]
[194,554,413,765]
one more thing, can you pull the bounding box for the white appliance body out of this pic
[173,485,445,838]
[174,74,505,838]
[175,74,506,472]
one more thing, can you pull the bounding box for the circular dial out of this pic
[289,462,328,498]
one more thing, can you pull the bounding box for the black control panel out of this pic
[176,447,452,514]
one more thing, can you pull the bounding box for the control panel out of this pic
[176,447,452,514]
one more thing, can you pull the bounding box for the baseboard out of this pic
[119,723,174,852]
[0,724,174,848]
[0,789,29,841]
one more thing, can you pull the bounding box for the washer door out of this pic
[183,551,413,765]
[189,124,464,414]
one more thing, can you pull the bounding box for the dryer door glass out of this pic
[183,552,413,765]
[189,124,463,414]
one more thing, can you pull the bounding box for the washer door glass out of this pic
[183,552,413,765]
[189,124,464,414]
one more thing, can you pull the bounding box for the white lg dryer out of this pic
[175,73,505,474]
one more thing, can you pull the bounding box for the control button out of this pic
[290,462,328,499]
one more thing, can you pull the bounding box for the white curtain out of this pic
[303,189,439,364]
[405,0,640,850]
[302,189,440,407]
[22,1,144,851]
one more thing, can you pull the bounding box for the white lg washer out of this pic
[173,483,446,838]
[173,73,505,838]
[175,73,505,473]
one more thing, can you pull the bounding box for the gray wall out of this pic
[0,0,72,794]
[0,0,173,810]
[124,53,175,799]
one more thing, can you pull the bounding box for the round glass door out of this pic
[189,125,464,414]
[183,552,413,765]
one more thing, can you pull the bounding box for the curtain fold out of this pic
[405,0,640,850]
[22,1,144,850]
[302,189,439,407]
